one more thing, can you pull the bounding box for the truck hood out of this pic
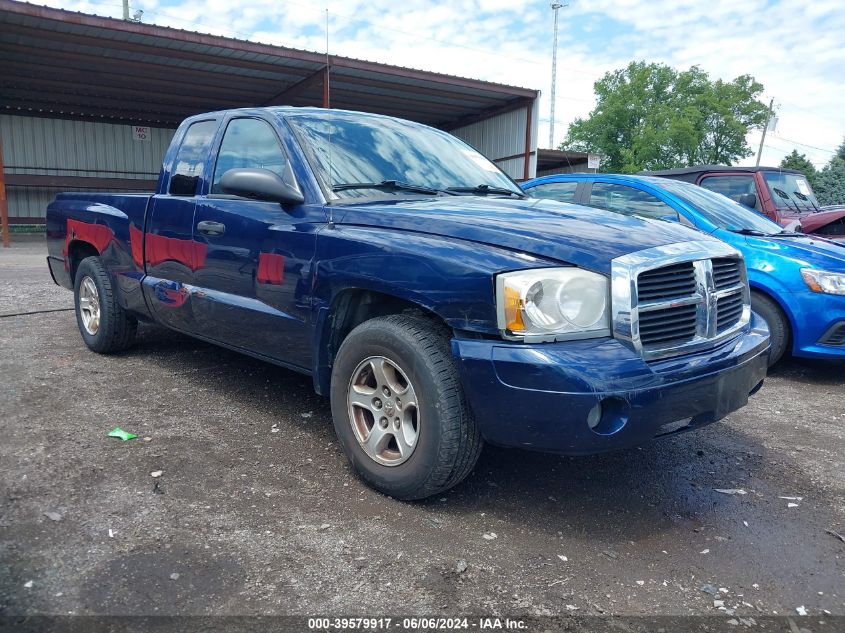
[332,196,716,275]
[799,208,845,234]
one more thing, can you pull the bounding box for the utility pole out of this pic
[549,3,567,149]
[122,0,129,20]
[755,97,774,167]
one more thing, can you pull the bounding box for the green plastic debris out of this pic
[107,427,137,441]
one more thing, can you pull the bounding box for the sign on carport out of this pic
[132,126,150,142]
[588,154,601,170]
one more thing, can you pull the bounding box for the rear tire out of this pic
[74,256,137,354]
[751,291,789,366]
[330,314,482,500]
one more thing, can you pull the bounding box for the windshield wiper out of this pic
[730,228,773,236]
[445,184,525,198]
[773,187,802,214]
[793,190,820,212]
[331,180,445,196]
[730,227,803,237]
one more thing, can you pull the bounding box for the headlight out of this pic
[496,268,610,341]
[801,268,845,296]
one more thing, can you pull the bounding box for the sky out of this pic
[34,0,845,169]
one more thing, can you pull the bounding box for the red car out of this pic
[644,165,845,241]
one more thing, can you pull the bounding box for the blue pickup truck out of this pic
[46,107,769,499]
[523,173,845,365]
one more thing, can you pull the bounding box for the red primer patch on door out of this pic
[143,231,208,271]
[129,224,144,268]
[257,253,285,285]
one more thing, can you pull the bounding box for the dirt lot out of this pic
[1,236,844,622]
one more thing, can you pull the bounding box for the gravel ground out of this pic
[1,236,844,622]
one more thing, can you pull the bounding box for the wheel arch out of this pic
[312,287,450,396]
[749,282,796,351]
[67,239,101,284]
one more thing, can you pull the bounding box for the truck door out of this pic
[190,116,317,370]
[142,119,218,332]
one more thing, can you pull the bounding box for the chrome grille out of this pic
[717,293,744,333]
[712,258,742,290]
[639,303,698,346]
[611,241,751,360]
[637,262,697,301]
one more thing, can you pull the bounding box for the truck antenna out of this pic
[325,7,334,227]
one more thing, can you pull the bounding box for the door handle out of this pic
[197,220,226,236]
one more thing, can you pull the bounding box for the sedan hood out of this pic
[333,196,716,274]
[744,233,845,270]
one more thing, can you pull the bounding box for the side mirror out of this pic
[660,214,680,222]
[220,168,304,205]
[738,193,757,209]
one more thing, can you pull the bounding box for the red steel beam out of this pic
[1,107,180,127]
[264,67,327,106]
[1,88,210,118]
[0,142,9,247]
[0,45,301,92]
[523,102,532,181]
[0,22,322,76]
[440,97,533,131]
[0,59,277,104]
[328,71,505,105]
[1,95,197,122]
[1,65,270,104]
[0,79,250,110]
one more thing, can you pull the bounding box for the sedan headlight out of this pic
[496,268,610,342]
[801,268,845,296]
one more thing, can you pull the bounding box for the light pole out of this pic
[549,2,567,149]
[755,97,775,167]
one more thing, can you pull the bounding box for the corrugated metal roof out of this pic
[0,0,538,129]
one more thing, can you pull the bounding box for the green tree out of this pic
[835,137,845,161]
[562,61,769,173]
[813,158,845,206]
[780,150,817,185]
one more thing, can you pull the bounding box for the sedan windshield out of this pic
[655,178,787,235]
[286,112,523,199]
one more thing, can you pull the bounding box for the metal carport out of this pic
[0,0,540,243]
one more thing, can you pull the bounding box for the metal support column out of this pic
[0,142,10,247]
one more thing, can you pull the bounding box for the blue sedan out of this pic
[522,173,845,365]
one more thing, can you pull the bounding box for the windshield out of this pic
[655,178,786,235]
[286,113,522,199]
[763,171,819,212]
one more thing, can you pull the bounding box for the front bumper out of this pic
[787,290,845,359]
[452,313,770,455]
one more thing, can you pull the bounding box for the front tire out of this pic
[330,314,482,500]
[751,291,789,366]
[74,256,137,354]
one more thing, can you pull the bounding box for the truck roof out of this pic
[185,106,403,123]
[641,165,804,178]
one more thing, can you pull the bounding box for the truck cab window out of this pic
[699,175,761,211]
[168,120,218,196]
[589,182,678,220]
[212,118,293,194]
[527,181,578,202]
